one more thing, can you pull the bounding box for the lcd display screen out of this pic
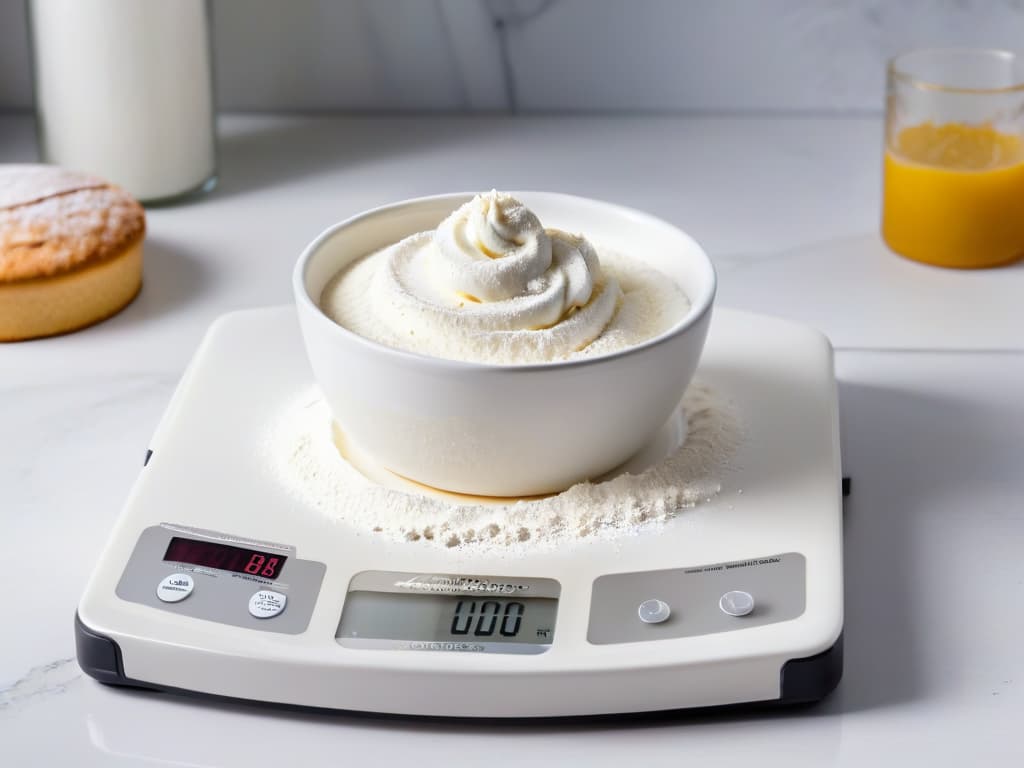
[337,591,558,646]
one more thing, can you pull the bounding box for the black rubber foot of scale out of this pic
[75,613,842,722]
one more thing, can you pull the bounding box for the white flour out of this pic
[266,383,742,553]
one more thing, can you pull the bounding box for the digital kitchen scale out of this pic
[75,305,843,718]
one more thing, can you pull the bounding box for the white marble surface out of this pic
[2,114,1023,765]
[6,0,1024,112]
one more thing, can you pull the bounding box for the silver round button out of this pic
[637,598,671,624]
[156,573,194,603]
[249,590,287,619]
[719,590,755,617]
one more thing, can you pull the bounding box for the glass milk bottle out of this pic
[29,0,217,203]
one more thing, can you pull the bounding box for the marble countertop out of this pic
[1,114,1021,766]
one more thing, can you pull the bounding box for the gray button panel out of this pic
[116,525,326,635]
[588,553,805,644]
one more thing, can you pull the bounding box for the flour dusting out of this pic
[266,383,742,552]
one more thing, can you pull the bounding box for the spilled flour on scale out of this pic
[266,383,742,553]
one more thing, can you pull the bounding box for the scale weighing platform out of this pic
[75,306,843,719]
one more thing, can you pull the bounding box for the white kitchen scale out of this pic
[76,305,844,719]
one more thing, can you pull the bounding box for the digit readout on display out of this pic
[163,537,287,580]
[337,591,558,645]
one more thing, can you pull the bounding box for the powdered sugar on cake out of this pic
[0,164,106,210]
[0,165,145,282]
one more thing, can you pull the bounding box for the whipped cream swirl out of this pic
[371,191,622,361]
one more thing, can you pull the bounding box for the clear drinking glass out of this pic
[29,0,217,204]
[882,48,1024,268]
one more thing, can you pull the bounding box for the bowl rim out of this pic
[293,190,717,373]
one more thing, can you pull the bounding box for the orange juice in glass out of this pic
[883,49,1024,268]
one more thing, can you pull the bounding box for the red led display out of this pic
[163,537,286,580]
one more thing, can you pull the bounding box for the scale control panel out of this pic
[116,525,806,650]
[588,552,806,644]
[116,525,326,635]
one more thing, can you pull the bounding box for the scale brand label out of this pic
[392,575,530,594]
[683,555,783,575]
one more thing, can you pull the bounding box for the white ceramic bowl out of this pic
[294,192,716,497]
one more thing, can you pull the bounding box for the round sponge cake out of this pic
[0,164,145,341]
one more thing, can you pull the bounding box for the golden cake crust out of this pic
[0,164,146,283]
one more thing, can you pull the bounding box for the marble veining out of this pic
[5,1,1024,111]
[0,659,81,712]
[482,0,558,111]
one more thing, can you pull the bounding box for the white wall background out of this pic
[3,0,1024,113]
